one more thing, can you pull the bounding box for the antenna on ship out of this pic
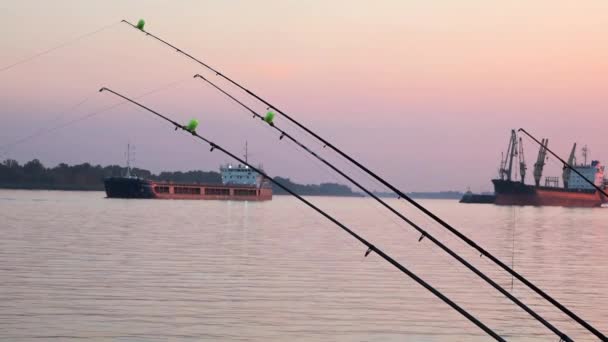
[245,140,248,164]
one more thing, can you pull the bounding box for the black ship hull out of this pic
[104,177,155,198]
[459,192,496,204]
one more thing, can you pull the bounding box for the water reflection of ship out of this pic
[491,130,607,207]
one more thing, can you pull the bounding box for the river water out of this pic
[1,190,606,341]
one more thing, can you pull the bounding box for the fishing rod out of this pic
[192,74,573,341]
[98,86,505,341]
[519,128,608,198]
[120,20,606,340]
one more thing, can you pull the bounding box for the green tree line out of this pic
[272,176,361,196]
[0,159,221,191]
[0,159,360,196]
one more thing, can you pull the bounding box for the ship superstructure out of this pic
[220,164,260,186]
[492,130,607,207]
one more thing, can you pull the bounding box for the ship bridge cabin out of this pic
[567,160,605,190]
[220,163,261,187]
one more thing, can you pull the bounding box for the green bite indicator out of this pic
[184,119,199,133]
[264,111,275,124]
[136,19,146,30]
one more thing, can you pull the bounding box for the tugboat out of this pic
[104,143,272,201]
[459,189,496,204]
[491,130,607,207]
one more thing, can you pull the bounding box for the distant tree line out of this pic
[372,190,463,199]
[271,177,362,197]
[0,159,221,191]
[0,159,361,196]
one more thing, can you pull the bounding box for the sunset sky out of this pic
[1,0,607,191]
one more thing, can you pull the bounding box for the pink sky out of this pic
[1,0,607,191]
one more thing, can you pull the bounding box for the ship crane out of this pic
[533,138,548,187]
[562,143,577,189]
[499,130,518,181]
[500,130,517,180]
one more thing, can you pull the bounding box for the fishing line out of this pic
[98,86,507,341]
[195,76,412,238]
[395,193,506,271]
[480,132,603,337]
[363,197,536,336]
[380,193,519,301]
[0,93,95,155]
[190,74,572,341]
[197,75,517,321]
[396,196,580,337]
[252,131,376,219]
[278,130,415,240]
[120,20,605,340]
[0,77,189,159]
[271,132,522,323]
[0,21,120,74]
[511,207,517,293]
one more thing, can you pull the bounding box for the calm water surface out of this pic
[1,190,606,341]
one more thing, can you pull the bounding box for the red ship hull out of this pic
[151,181,272,201]
[492,179,606,207]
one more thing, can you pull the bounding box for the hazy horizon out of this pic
[2,1,607,192]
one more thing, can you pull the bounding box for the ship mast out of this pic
[562,143,576,188]
[518,137,526,183]
[533,138,548,187]
[125,143,132,178]
[244,140,248,163]
[498,152,504,179]
[581,145,588,165]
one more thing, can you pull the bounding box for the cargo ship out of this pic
[104,144,272,201]
[491,130,608,207]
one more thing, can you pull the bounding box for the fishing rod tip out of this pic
[98,87,107,92]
